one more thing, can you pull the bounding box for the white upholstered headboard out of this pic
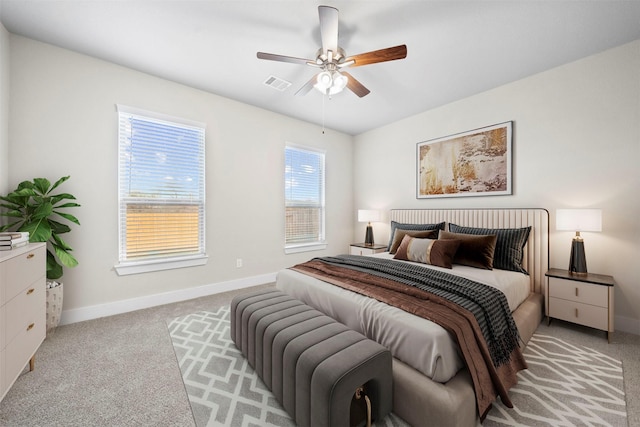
[390,209,549,294]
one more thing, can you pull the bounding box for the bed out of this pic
[276,208,549,426]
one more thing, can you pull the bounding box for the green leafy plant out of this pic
[0,176,80,280]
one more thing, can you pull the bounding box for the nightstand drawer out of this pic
[349,244,387,256]
[548,277,607,308]
[350,246,376,255]
[548,297,608,331]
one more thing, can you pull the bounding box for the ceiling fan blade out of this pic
[295,74,319,96]
[345,44,407,67]
[257,52,314,65]
[318,5,339,56]
[341,71,370,97]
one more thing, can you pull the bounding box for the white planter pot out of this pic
[46,281,63,335]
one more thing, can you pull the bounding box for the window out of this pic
[284,145,326,253]
[115,105,206,275]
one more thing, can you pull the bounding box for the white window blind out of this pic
[284,145,326,252]
[117,105,206,272]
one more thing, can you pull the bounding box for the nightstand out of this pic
[545,268,615,342]
[349,243,387,256]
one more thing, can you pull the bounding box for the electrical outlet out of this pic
[236,258,243,268]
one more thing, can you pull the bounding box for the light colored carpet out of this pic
[485,333,626,426]
[169,307,628,427]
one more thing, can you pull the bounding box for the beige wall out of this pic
[0,23,9,196]
[5,32,640,335]
[353,40,640,334]
[7,35,353,318]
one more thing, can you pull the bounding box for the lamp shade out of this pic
[556,209,602,232]
[358,210,381,223]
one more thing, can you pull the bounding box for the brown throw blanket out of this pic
[291,258,527,421]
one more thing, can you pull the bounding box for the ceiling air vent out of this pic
[264,75,292,91]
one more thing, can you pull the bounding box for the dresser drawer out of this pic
[0,304,5,350]
[4,246,46,302]
[548,296,608,331]
[4,317,45,391]
[1,348,5,397]
[548,277,608,308]
[5,280,45,348]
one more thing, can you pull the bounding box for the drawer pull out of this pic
[27,323,35,331]
[575,308,579,318]
[27,288,35,295]
[27,253,35,259]
[575,287,579,297]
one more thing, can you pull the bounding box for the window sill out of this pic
[284,243,328,255]
[114,254,209,276]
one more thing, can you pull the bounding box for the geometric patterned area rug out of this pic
[485,333,627,427]
[168,307,408,427]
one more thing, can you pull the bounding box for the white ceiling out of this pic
[1,1,639,135]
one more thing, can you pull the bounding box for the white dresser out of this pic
[1,242,46,402]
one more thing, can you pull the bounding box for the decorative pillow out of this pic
[394,235,460,269]
[387,221,446,251]
[439,230,497,270]
[448,224,532,274]
[389,229,439,254]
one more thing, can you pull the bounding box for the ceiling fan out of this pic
[257,5,407,98]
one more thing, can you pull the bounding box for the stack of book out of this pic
[0,232,30,250]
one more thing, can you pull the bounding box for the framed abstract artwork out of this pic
[416,121,512,199]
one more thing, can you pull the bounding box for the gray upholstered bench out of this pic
[230,289,392,427]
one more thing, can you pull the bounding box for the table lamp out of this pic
[358,210,381,245]
[556,208,602,275]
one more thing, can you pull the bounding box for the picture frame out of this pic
[416,121,512,199]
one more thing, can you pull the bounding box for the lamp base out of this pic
[569,239,588,275]
[364,225,374,246]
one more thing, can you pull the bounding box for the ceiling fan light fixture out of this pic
[314,70,348,95]
[315,71,333,92]
[332,71,348,91]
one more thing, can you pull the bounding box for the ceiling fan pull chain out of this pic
[322,94,326,134]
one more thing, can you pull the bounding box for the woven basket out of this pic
[46,282,63,335]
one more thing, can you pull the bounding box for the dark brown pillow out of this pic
[393,235,460,269]
[448,224,531,273]
[439,230,497,270]
[389,229,439,254]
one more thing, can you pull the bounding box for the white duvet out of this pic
[275,252,530,383]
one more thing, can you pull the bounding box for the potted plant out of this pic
[0,176,80,333]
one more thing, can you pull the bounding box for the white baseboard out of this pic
[615,314,640,336]
[58,273,640,338]
[59,272,277,326]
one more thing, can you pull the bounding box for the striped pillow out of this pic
[448,224,531,274]
[393,235,461,269]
